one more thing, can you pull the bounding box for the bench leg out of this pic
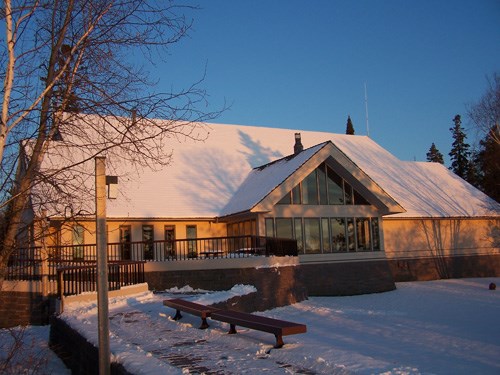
[274,334,284,349]
[228,323,237,334]
[199,318,209,330]
[172,309,182,321]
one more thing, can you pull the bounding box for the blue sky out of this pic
[154,0,499,164]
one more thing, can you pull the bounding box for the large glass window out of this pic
[330,218,347,251]
[276,218,293,239]
[294,218,303,253]
[344,182,353,205]
[277,191,291,204]
[304,218,321,253]
[346,218,355,251]
[302,170,318,204]
[275,163,371,206]
[265,218,275,238]
[72,225,84,260]
[317,165,328,205]
[142,225,154,260]
[321,218,330,252]
[354,190,370,205]
[356,218,371,251]
[266,216,380,253]
[327,167,344,205]
[292,185,301,204]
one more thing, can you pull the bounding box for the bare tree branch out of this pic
[0,0,224,288]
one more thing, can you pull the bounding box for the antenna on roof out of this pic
[364,82,370,137]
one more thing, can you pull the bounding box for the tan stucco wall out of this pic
[382,217,500,260]
[46,219,227,246]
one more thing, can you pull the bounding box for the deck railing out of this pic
[46,235,298,262]
[6,235,297,281]
[56,261,145,297]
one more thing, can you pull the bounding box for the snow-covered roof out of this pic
[36,114,500,219]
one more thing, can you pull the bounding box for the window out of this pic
[354,190,370,205]
[275,163,371,207]
[321,218,330,252]
[186,225,197,257]
[164,225,175,258]
[304,218,321,253]
[294,218,304,253]
[50,223,62,258]
[327,166,344,205]
[302,170,319,204]
[142,225,154,260]
[292,185,301,204]
[344,182,353,205]
[356,218,371,251]
[120,225,131,260]
[346,218,355,251]
[267,216,380,253]
[276,218,293,239]
[317,165,328,204]
[371,218,380,250]
[265,218,275,238]
[330,218,347,251]
[277,191,291,204]
[72,225,84,260]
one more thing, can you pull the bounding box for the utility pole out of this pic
[95,156,110,375]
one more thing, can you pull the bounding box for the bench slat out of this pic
[211,309,306,348]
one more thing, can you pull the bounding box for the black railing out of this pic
[56,261,145,297]
[6,235,297,281]
[46,235,298,262]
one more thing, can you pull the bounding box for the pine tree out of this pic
[426,143,444,164]
[346,116,355,135]
[475,126,500,202]
[449,114,471,179]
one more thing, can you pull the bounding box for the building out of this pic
[22,113,500,295]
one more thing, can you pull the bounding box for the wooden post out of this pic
[96,156,110,375]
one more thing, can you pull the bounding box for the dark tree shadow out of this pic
[238,130,283,168]
[177,147,249,214]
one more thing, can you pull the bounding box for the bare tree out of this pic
[0,0,222,288]
[467,73,500,145]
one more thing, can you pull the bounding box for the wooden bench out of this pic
[211,309,307,348]
[163,298,220,329]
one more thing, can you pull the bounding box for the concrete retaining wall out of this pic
[389,254,500,282]
[301,260,397,296]
[4,254,499,328]
[0,291,55,328]
[49,316,131,375]
[146,265,308,312]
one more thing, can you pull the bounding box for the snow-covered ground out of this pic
[1,278,499,374]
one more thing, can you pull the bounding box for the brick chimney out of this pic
[294,133,303,154]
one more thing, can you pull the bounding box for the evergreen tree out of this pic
[345,116,355,135]
[426,143,444,164]
[449,115,471,179]
[475,126,500,202]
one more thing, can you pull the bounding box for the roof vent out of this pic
[294,133,303,154]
